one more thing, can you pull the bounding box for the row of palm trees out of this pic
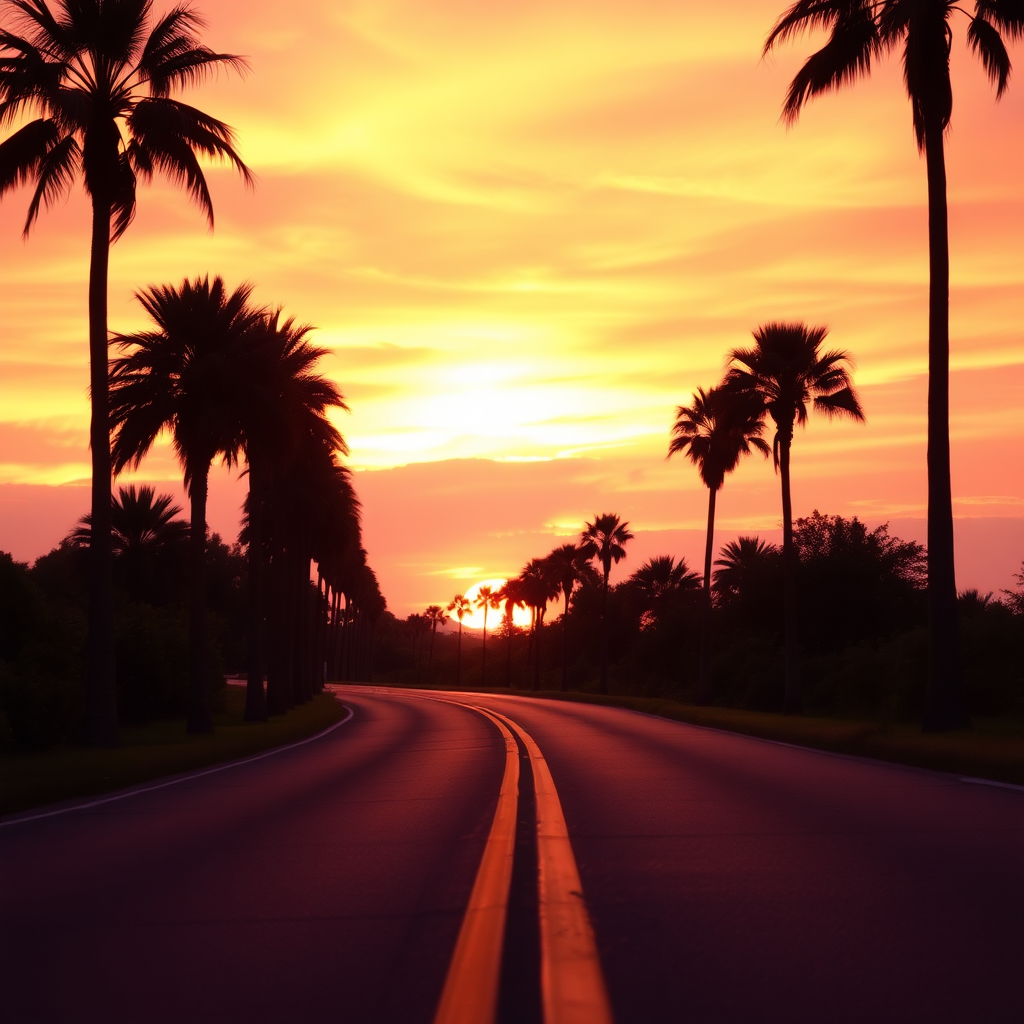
[671,322,864,712]
[106,274,376,732]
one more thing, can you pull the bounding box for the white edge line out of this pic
[0,700,355,830]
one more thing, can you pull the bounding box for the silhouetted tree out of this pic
[0,0,250,745]
[495,579,526,688]
[424,604,446,681]
[519,559,559,690]
[626,555,700,631]
[670,386,769,704]
[542,543,597,691]
[109,276,263,732]
[763,0,1021,728]
[475,585,499,686]
[580,513,634,694]
[72,485,188,605]
[726,322,864,713]
[447,594,471,688]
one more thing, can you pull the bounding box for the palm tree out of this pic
[424,604,446,682]
[762,2,1021,728]
[72,484,188,605]
[475,584,499,687]
[725,322,865,713]
[242,318,347,718]
[447,594,471,688]
[713,536,779,600]
[580,513,634,694]
[519,558,559,690]
[0,0,251,746]
[627,555,700,631]
[109,276,263,733]
[669,386,769,704]
[542,543,597,691]
[495,578,525,688]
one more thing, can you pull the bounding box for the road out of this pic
[2,686,1021,1023]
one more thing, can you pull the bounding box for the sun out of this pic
[449,578,533,630]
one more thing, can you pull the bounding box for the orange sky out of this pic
[1,0,1022,614]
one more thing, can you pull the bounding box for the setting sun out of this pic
[448,579,534,631]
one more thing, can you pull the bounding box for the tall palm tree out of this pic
[519,558,559,690]
[109,276,263,733]
[475,584,499,687]
[580,513,634,695]
[542,543,596,691]
[762,2,1021,728]
[669,386,769,704]
[447,593,471,688]
[0,0,251,746]
[725,322,864,713]
[495,578,525,688]
[424,604,446,682]
[241,312,346,719]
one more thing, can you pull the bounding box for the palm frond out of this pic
[0,115,57,195]
[976,0,1024,41]
[968,16,1012,95]
[781,7,879,121]
[814,386,865,420]
[22,129,78,231]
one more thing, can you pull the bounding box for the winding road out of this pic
[2,686,1021,1023]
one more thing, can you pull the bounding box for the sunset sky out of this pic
[1,0,1021,615]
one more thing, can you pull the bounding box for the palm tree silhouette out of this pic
[242,315,346,718]
[424,604,446,682]
[713,536,779,599]
[73,484,188,605]
[0,0,251,745]
[109,276,263,733]
[475,584,499,687]
[670,386,769,704]
[495,578,526,688]
[542,543,597,692]
[726,322,864,713]
[627,555,700,632]
[447,594,471,688]
[519,558,559,691]
[580,513,634,694]
[762,1,1021,728]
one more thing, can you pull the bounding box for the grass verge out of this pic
[387,682,1024,787]
[0,685,347,818]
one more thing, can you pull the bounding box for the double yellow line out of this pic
[432,701,614,1024]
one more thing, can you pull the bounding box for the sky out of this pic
[1,0,1021,617]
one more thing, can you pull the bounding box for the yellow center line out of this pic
[420,691,615,1024]
[484,706,615,1024]
[433,705,520,1024]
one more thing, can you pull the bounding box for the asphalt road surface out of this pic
[2,686,1021,1023]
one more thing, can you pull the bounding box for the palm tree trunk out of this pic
[779,432,800,714]
[506,616,514,688]
[921,113,969,731]
[561,589,570,692]
[187,464,213,734]
[533,611,544,691]
[429,623,436,681]
[456,622,463,688]
[697,486,718,705]
[481,608,488,686]
[83,195,119,747]
[244,465,268,721]
[266,549,290,714]
[599,571,610,695]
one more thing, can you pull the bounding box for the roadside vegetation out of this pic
[0,684,346,817]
